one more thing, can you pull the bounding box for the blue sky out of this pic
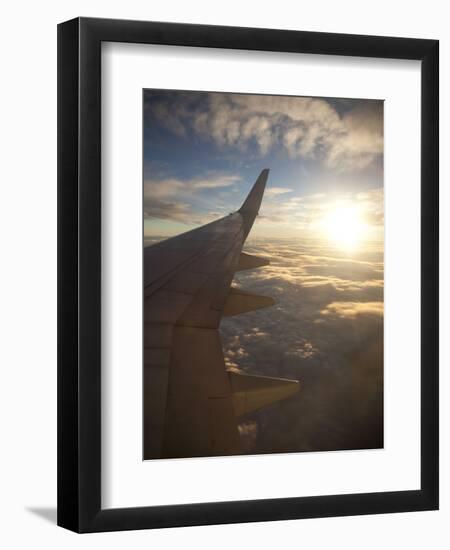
[143,90,384,240]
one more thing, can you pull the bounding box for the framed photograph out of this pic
[57,17,439,532]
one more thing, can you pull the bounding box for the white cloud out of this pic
[265,187,294,196]
[144,173,240,198]
[320,301,384,319]
[148,92,383,171]
[143,172,241,222]
[190,175,240,189]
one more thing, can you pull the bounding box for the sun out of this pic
[321,203,368,250]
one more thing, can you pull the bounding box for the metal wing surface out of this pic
[143,169,299,459]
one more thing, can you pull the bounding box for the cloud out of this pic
[356,187,385,226]
[320,301,384,319]
[187,174,241,190]
[219,237,384,453]
[265,187,294,196]
[238,421,258,452]
[144,173,240,198]
[145,91,383,171]
[143,172,241,222]
[257,187,384,238]
[325,102,384,170]
[143,198,191,222]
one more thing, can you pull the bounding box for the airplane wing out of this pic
[143,169,299,459]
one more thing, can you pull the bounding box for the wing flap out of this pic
[236,252,270,271]
[161,327,241,458]
[229,371,299,417]
[223,287,275,317]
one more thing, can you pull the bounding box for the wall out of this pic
[0,0,447,547]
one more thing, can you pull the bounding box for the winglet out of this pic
[239,168,269,216]
[238,169,269,238]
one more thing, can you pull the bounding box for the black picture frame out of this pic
[57,17,439,533]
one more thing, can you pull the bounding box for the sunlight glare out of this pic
[321,204,368,250]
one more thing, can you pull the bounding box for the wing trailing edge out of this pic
[228,371,300,417]
[236,252,270,271]
[223,287,275,317]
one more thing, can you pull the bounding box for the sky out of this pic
[143,89,384,242]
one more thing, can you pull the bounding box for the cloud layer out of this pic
[145,91,383,171]
[219,237,384,453]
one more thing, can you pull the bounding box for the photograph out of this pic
[142,89,384,460]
